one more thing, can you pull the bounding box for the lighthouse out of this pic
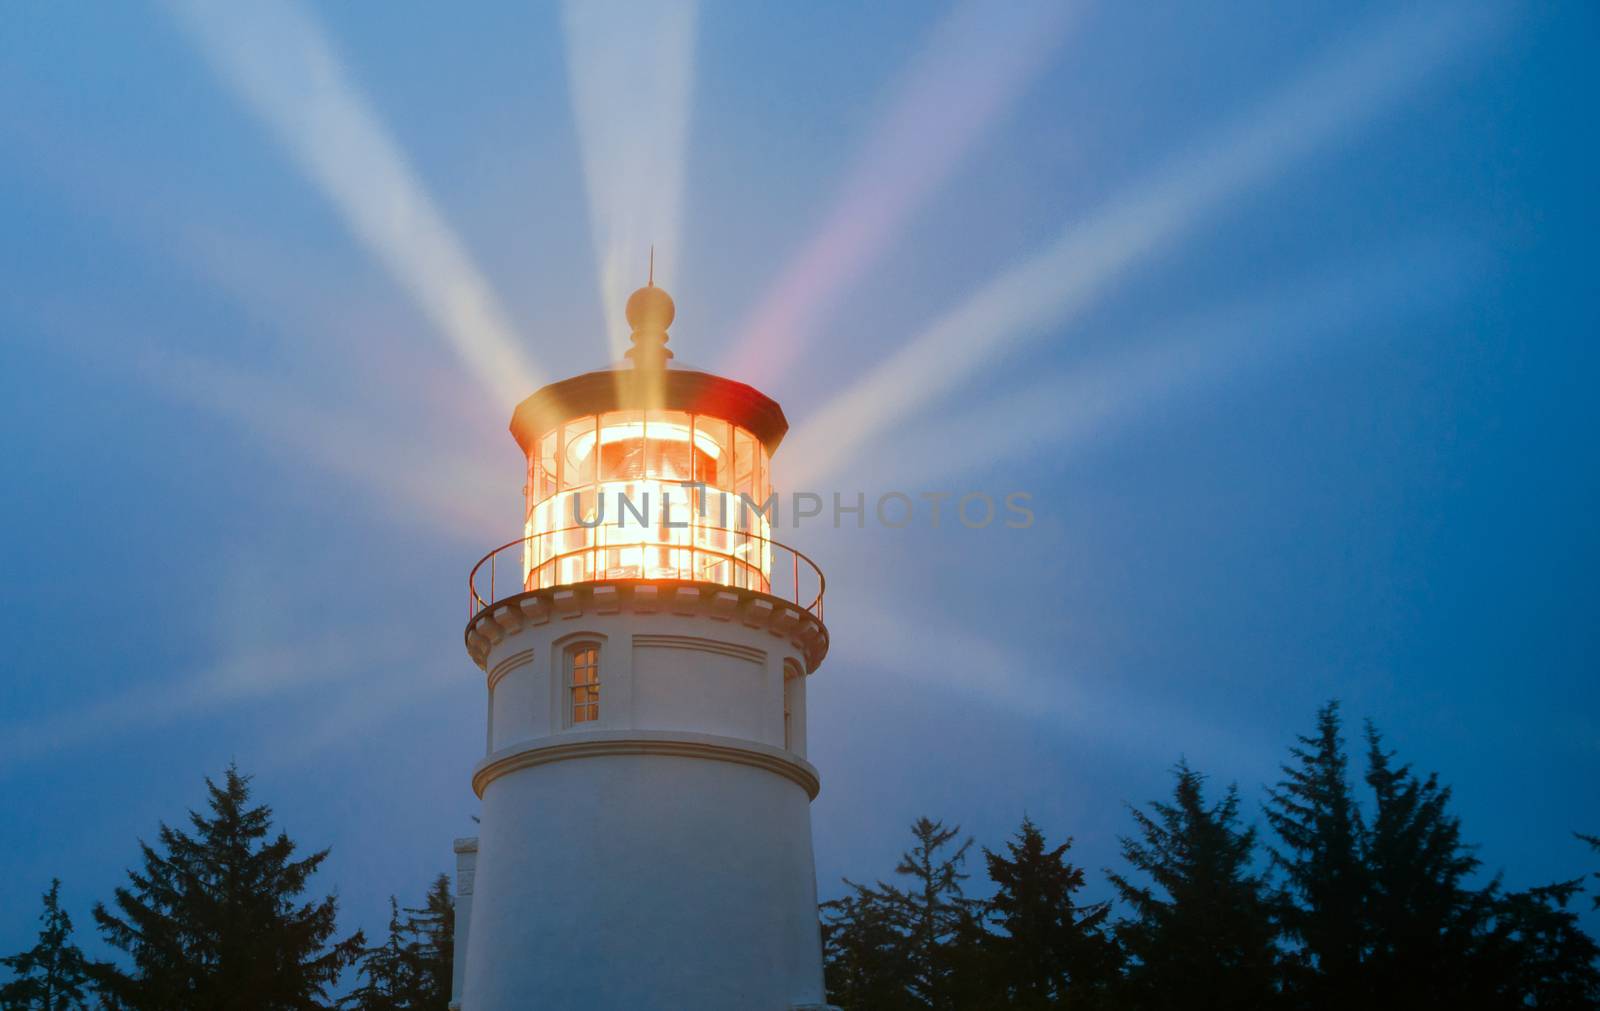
[452,277,834,1010]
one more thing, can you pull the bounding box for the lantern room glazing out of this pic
[521,408,773,593]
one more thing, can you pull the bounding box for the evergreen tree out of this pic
[820,817,982,1010]
[1109,761,1280,1010]
[936,901,1001,1011]
[400,875,453,1010]
[89,764,363,1011]
[1480,878,1600,1009]
[891,818,981,1009]
[1263,701,1366,1007]
[821,888,919,1011]
[343,875,453,1011]
[342,899,417,1011]
[983,817,1117,1008]
[1357,723,1495,1005]
[0,879,90,1011]
[1578,833,1600,911]
[1268,707,1599,1009]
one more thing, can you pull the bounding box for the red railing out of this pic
[468,524,825,622]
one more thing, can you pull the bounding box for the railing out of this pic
[468,524,825,622]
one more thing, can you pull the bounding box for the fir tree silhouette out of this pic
[984,816,1118,1008]
[1578,833,1600,912]
[1263,701,1366,1007]
[1357,721,1494,1005]
[821,817,978,1010]
[1110,760,1280,1010]
[401,875,453,1010]
[0,878,91,1011]
[89,764,362,1010]
[341,898,415,1011]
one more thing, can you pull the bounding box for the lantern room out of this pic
[467,279,822,620]
[519,405,773,591]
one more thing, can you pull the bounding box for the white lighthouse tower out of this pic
[453,279,834,1010]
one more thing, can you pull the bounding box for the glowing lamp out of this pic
[468,276,823,619]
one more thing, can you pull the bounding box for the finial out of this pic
[625,250,674,368]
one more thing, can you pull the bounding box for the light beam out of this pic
[782,4,1505,489]
[836,593,1272,769]
[719,0,1079,384]
[0,627,417,773]
[134,347,509,539]
[165,0,540,406]
[863,241,1472,490]
[562,0,697,358]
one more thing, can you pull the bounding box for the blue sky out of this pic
[2,0,1597,956]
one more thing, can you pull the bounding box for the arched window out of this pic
[566,644,600,725]
[783,659,804,752]
[783,691,792,751]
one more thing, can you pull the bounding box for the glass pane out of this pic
[599,411,645,481]
[648,410,693,482]
[538,430,559,500]
[693,416,731,489]
[558,554,585,585]
[562,417,597,490]
[733,429,756,515]
[752,448,770,535]
[567,488,599,533]
[549,493,588,548]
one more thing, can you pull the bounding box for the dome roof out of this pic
[509,365,788,456]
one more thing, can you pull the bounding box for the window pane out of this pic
[750,448,771,537]
[570,647,598,683]
[538,430,559,500]
[693,416,730,489]
[562,417,597,489]
[525,460,537,526]
[599,411,645,481]
[733,428,755,506]
[569,644,600,724]
[758,447,770,505]
[647,410,693,482]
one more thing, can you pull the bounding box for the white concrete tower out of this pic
[455,279,834,1010]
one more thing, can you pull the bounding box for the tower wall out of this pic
[460,580,830,1010]
[449,837,477,1011]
